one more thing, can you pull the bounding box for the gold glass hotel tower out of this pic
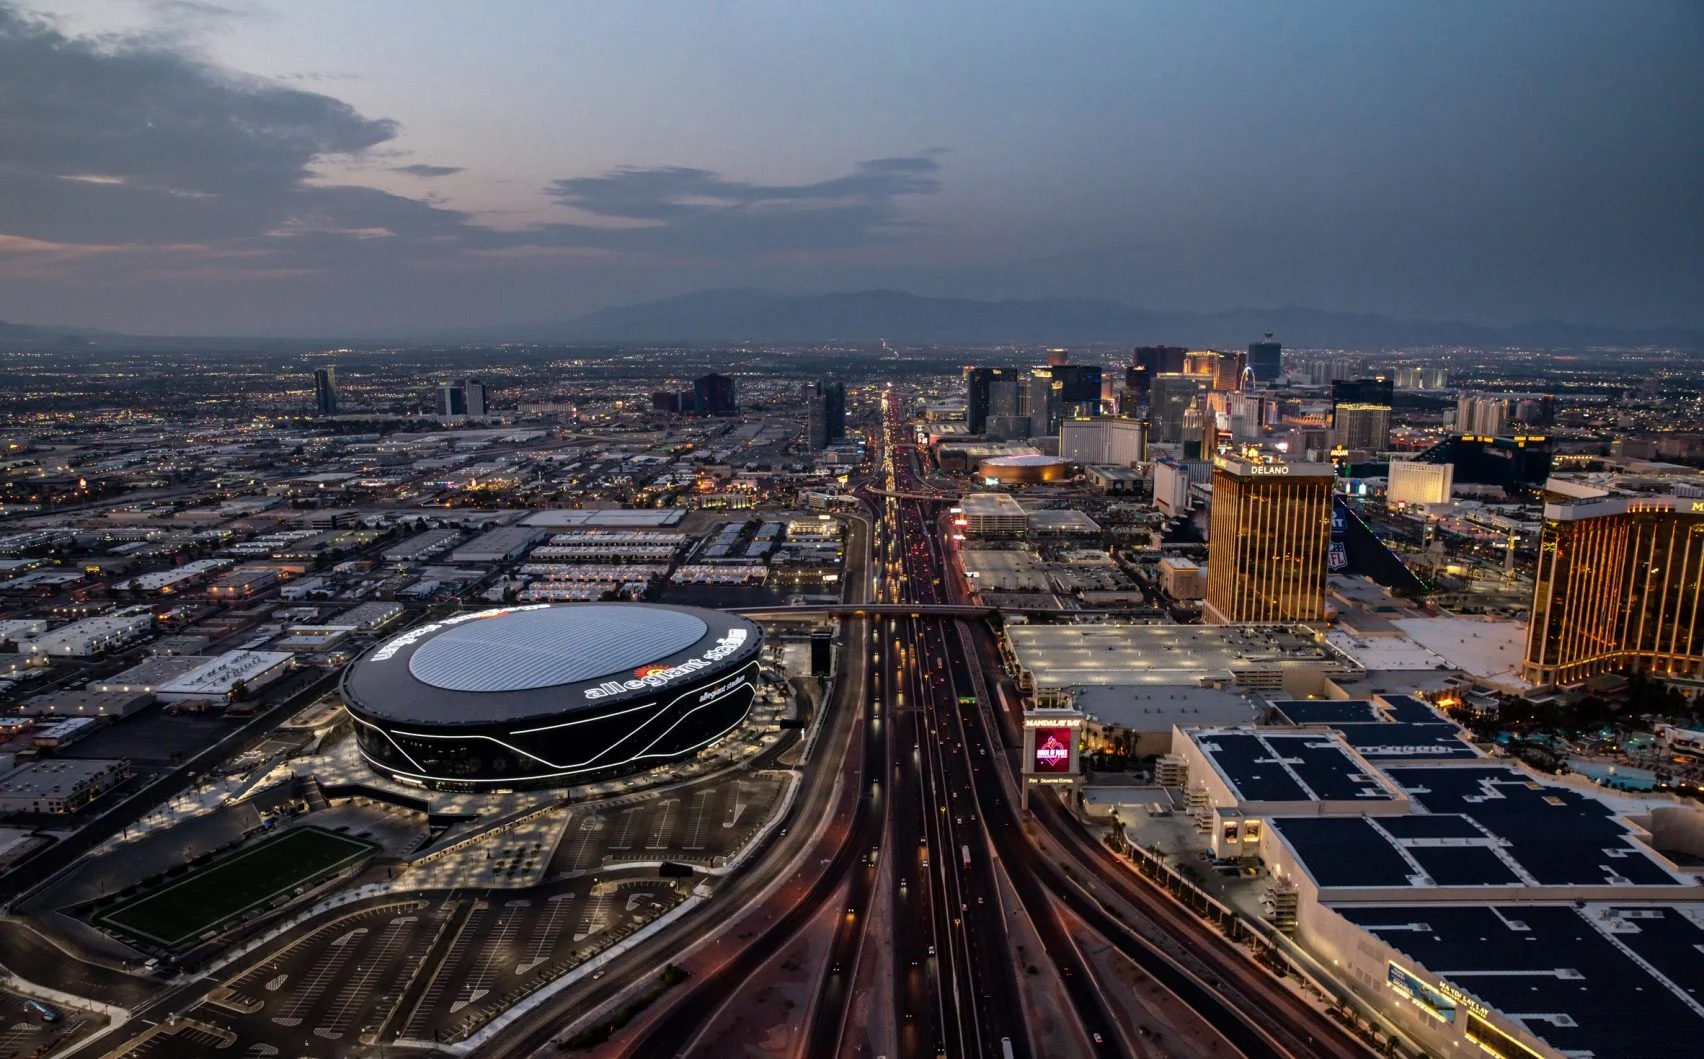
[1204,455,1335,624]
[1523,487,1704,685]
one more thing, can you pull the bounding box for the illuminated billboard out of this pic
[1387,962,1457,1024]
[1032,728,1074,773]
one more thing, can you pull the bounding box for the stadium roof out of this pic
[410,605,706,693]
[342,603,760,725]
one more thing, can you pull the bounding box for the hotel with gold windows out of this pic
[1204,455,1335,625]
[1523,477,1704,685]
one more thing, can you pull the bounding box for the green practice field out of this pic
[96,826,378,947]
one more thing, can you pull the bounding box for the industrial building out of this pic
[450,526,547,563]
[12,612,154,657]
[0,759,132,814]
[154,650,294,704]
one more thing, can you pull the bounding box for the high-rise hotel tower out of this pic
[1205,455,1335,624]
[1523,477,1704,685]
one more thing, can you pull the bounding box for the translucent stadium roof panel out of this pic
[409,605,708,692]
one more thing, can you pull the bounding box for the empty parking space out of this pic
[549,774,786,871]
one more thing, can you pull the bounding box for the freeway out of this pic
[895,497,1123,1057]
[588,513,884,1059]
[869,390,1106,1058]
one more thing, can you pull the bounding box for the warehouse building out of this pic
[155,650,294,704]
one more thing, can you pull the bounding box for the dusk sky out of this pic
[3,0,1700,336]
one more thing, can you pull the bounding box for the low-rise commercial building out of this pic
[1158,557,1205,600]
[18,690,152,718]
[335,601,404,630]
[12,612,154,657]
[450,526,546,563]
[383,527,463,563]
[0,759,131,814]
[154,650,294,704]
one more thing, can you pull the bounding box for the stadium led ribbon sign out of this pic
[583,627,750,700]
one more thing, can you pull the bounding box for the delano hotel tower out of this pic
[1205,454,1334,624]
[1523,476,1704,685]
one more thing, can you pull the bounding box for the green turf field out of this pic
[96,826,378,947]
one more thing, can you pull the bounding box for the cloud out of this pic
[390,164,464,178]
[0,4,424,244]
[144,0,262,25]
[538,156,942,257]
[0,1,946,329]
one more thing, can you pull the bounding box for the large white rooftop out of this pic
[1388,616,1530,689]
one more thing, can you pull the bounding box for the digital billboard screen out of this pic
[1388,962,1457,1024]
[1032,727,1074,773]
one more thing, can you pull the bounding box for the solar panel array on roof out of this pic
[1603,905,1704,1010]
[1196,732,1393,803]
[1282,737,1392,800]
[1269,696,1478,760]
[1383,766,1688,887]
[1376,814,1485,840]
[1405,845,1520,886]
[1269,818,1417,887]
[1377,694,1444,724]
[1335,721,1478,760]
[1271,699,1381,724]
[1273,815,1523,888]
[1341,904,1704,1059]
[1196,734,1309,801]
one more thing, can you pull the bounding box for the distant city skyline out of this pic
[2,0,1700,336]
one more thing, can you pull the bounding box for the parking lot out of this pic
[96,762,790,1057]
[107,877,687,1057]
[0,988,101,1059]
[551,772,785,872]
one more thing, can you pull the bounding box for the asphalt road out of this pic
[576,509,881,1059]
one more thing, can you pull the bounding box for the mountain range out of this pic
[0,319,94,350]
[450,290,1704,349]
[3,290,1700,350]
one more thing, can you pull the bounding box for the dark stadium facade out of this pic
[340,603,763,790]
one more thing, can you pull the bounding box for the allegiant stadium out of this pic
[339,602,763,790]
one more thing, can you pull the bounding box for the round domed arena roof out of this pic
[340,602,762,726]
[408,604,709,693]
